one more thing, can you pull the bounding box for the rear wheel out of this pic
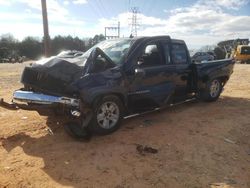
[201,79,222,102]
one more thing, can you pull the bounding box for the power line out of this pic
[98,0,110,17]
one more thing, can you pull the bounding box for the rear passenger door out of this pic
[170,42,191,100]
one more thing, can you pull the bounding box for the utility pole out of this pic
[130,7,139,37]
[104,22,120,39]
[41,0,50,57]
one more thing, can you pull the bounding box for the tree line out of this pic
[0,34,105,60]
[1,33,226,61]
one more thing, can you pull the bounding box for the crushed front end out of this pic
[0,56,85,118]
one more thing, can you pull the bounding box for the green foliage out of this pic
[0,34,19,58]
[19,37,42,59]
[0,34,106,60]
[214,46,226,59]
[50,35,86,55]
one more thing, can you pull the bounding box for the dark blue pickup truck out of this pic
[0,36,235,137]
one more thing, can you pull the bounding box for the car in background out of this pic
[207,51,216,59]
[191,52,214,63]
[0,47,24,63]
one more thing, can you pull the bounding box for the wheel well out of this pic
[204,76,229,85]
[217,76,229,85]
[92,93,126,107]
[112,93,126,106]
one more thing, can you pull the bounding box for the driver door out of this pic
[128,40,175,111]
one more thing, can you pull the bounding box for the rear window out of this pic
[241,46,250,55]
[171,44,188,64]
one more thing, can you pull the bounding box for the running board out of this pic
[124,98,196,119]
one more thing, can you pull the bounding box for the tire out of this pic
[63,121,92,141]
[89,95,124,135]
[201,79,222,102]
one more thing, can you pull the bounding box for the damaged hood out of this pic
[33,55,88,67]
[21,48,114,96]
[31,56,86,83]
[30,47,113,82]
[21,56,87,96]
[21,38,133,95]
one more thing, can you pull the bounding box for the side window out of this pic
[145,44,157,54]
[162,43,171,64]
[139,43,163,67]
[171,44,188,64]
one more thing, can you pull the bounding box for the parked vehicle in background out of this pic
[0,36,235,138]
[217,38,249,63]
[207,51,216,59]
[191,52,214,63]
[0,56,24,63]
[233,45,250,64]
[0,47,24,63]
[0,58,9,63]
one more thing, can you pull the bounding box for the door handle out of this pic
[135,68,145,77]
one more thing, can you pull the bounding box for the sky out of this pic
[0,0,250,49]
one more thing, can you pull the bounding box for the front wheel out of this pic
[90,95,124,135]
[201,79,222,102]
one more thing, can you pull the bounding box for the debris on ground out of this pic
[143,119,153,126]
[224,138,236,144]
[139,119,154,128]
[125,126,134,130]
[224,177,237,184]
[46,128,54,135]
[136,144,158,155]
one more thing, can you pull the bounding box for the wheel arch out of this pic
[217,76,229,86]
[90,92,127,109]
[202,75,229,84]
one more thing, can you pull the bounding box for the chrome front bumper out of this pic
[13,90,80,107]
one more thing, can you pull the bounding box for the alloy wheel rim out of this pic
[210,80,220,98]
[97,102,119,129]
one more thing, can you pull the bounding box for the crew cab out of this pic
[0,36,235,137]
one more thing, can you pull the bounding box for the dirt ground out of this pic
[0,62,249,188]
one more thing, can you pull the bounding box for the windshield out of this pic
[79,38,134,65]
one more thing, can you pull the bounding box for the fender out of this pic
[76,69,128,106]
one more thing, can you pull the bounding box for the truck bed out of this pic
[194,58,235,89]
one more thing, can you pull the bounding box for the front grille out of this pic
[21,67,68,95]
